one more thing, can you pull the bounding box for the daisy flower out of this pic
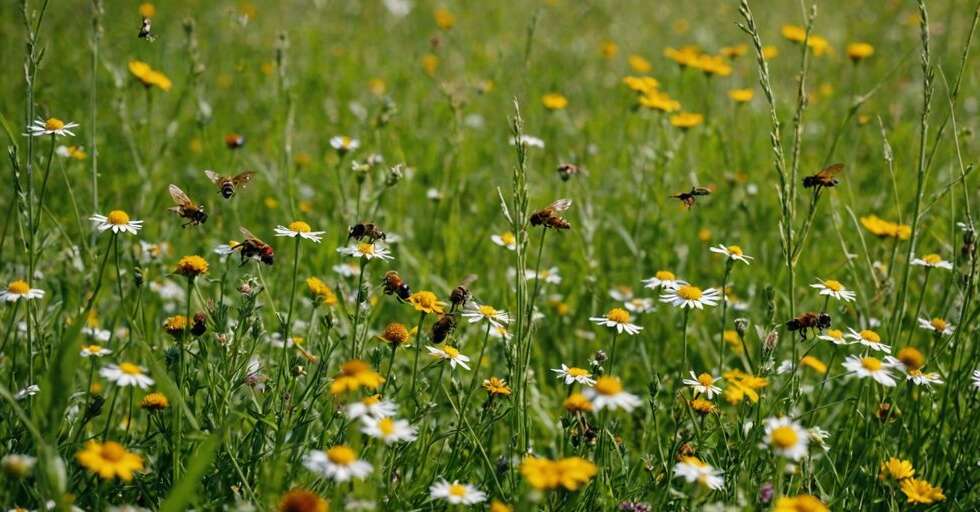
[90,210,143,235]
[330,135,360,154]
[27,117,79,137]
[14,384,39,400]
[214,241,237,257]
[817,328,850,345]
[905,369,944,386]
[510,134,544,148]
[846,328,891,353]
[461,302,510,327]
[642,270,686,290]
[910,253,953,270]
[360,416,417,444]
[971,369,980,391]
[843,354,896,387]
[762,417,810,461]
[429,479,487,506]
[491,231,517,250]
[522,267,562,284]
[274,221,325,243]
[428,345,470,370]
[589,308,643,335]
[333,262,360,277]
[488,324,512,341]
[80,344,112,358]
[337,242,393,261]
[302,445,372,482]
[75,441,144,481]
[917,317,953,336]
[82,326,112,342]
[710,244,753,265]
[344,395,398,420]
[608,286,634,302]
[1,280,45,302]
[682,371,722,399]
[660,284,721,309]
[552,364,596,386]
[624,297,654,314]
[100,362,154,389]
[884,347,925,373]
[673,456,725,490]
[583,376,641,412]
[810,279,856,302]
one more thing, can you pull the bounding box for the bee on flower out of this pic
[642,270,686,290]
[302,445,372,482]
[90,210,143,235]
[1,280,45,302]
[846,328,891,353]
[917,317,953,336]
[762,417,810,461]
[360,416,417,444]
[843,354,896,387]
[710,244,753,265]
[26,117,79,137]
[274,221,325,243]
[673,456,724,490]
[589,307,642,335]
[100,362,154,389]
[682,371,722,399]
[810,279,856,302]
[490,231,517,250]
[429,479,487,506]
[660,284,721,309]
[461,302,509,327]
[427,344,470,370]
[910,253,953,270]
[552,364,596,386]
[583,376,641,412]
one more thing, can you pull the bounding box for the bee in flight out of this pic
[669,187,711,209]
[802,163,844,189]
[232,227,275,266]
[431,313,457,344]
[530,199,572,230]
[224,133,245,149]
[786,312,832,340]
[138,17,154,40]
[167,184,207,227]
[348,223,386,243]
[204,170,255,199]
[382,271,412,301]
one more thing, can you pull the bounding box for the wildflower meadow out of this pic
[2,0,980,510]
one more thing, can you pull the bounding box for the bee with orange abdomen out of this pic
[669,187,711,209]
[232,227,275,266]
[530,199,572,230]
[786,312,831,340]
[204,170,255,199]
[167,184,208,227]
[382,271,411,300]
[802,163,844,189]
[348,222,386,243]
[431,313,457,344]
[224,133,245,149]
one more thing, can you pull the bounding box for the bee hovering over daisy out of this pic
[167,184,207,227]
[786,312,832,340]
[529,199,572,230]
[204,170,255,199]
[232,227,275,266]
[347,222,386,243]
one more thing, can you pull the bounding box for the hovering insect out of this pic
[530,199,573,230]
[232,227,275,266]
[138,17,154,40]
[224,133,245,149]
[557,163,580,182]
[786,312,832,340]
[204,170,255,199]
[167,184,207,227]
[347,223,386,243]
[382,271,411,300]
[431,314,457,344]
[802,163,845,189]
[669,187,711,209]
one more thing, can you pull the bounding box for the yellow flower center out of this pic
[923,254,942,265]
[594,376,622,396]
[326,446,356,465]
[861,357,883,371]
[377,417,395,436]
[727,245,743,256]
[860,330,881,343]
[412,291,438,309]
[677,285,703,300]
[45,118,65,131]
[357,243,375,255]
[288,221,311,233]
[568,367,590,378]
[100,442,126,462]
[84,344,103,353]
[655,270,675,281]
[448,483,468,497]
[106,210,131,225]
[341,136,352,147]
[176,255,209,276]
[771,426,799,449]
[929,318,947,331]
[479,305,498,317]
[7,280,30,295]
[697,373,715,387]
[500,232,516,245]
[362,395,381,406]
[825,329,843,339]
[443,346,460,359]
[606,308,631,323]
[823,280,843,291]
[119,362,142,375]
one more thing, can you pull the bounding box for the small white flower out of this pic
[1,280,45,302]
[551,364,596,386]
[776,360,794,375]
[303,446,372,482]
[674,457,725,490]
[642,270,686,290]
[608,286,634,302]
[344,396,398,419]
[90,210,143,235]
[624,297,654,314]
[429,479,487,505]
[274,222,325,243]
[710,244,753,265]
[460,302,510,327]
[214,242,237,257]
[808,426,832,451]
[817,328,851,345]
[917,317,954,336]
[846,328,891,353]
[337,242,394,261]
[523,266,562,284]
[660,284,721,310]
[972,369,980,391]
[26,117,79,137]
[333,262,360,277]
[842,354,896,387]
[583,376,642,412]
[100,362,155,389]
[762,416,810,461]
[911,254,953,270]
[682,371,722,399]
[14,384,40,400]
[80,344,112,358]
[427,345,470,370]
[82,326,112,342]
[906,369,944,386]
[360,416,417,444]
[810,279,856,302]
[488,324,512,341]
[589,308,643,335]
[490,232,517,250]
[330,135,360,153]
[510,134,544,148]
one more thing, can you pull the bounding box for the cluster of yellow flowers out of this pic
[128,60,172,91]
[519,456,598,491]
[860,214,912,240]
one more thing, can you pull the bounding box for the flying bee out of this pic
[167,184,208,227]
[669,187,711,209]
[557,163,580,182]
[232,227,275,266]
[431,313,457,344]
[204,170,255,199]
[530,198,573,229]
[382,271,411,300]
[786,312,832,340]
[138,17,154,40]
[347,222,386,243]
[224,133,245,149]
[802,163,845,189]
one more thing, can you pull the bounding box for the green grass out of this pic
[1,0,979,510]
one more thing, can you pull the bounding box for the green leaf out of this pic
[159,428,223,512]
